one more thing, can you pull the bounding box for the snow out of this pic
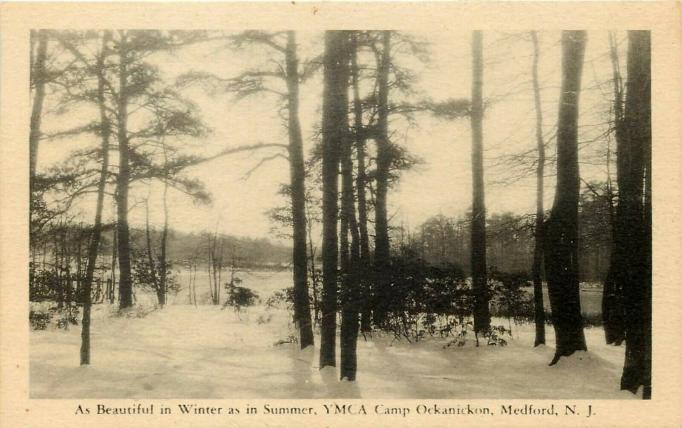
[30,271,635,399]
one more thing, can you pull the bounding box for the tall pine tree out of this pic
[320,31,350,369]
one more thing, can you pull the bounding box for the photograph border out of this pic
[2,2,681,427]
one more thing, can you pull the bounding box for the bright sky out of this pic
[38,30,621,243]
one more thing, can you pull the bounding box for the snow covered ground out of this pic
[30,271,635,399]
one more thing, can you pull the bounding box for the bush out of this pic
[131,250,180,298]
[379,250,469,316]
[29,309,53,330]
[265,287,294,310]
[223,284,259,311]
[30,267,86,304]
[30,268,59,302]
[370,249,472,342]
[29,304,79,330]
[370,251,541,343]
[489,269,534,326]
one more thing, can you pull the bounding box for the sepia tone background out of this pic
[2,2,682,427]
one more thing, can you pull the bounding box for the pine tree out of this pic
[284,32,316,348]
[372,30,392,327]
[80,31,113,364]
[320,30,350,369]
[470,30,490,334]
[339,33,362,380]
[350,32,373,333]
[180,31,316,347]
[114,31,134,308]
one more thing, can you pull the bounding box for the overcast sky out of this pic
[38,30,622,243]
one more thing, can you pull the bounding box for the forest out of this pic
[29,29,651,399]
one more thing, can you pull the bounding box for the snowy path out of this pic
[31,301,634,399]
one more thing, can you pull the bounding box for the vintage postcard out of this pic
[1,1,681,427]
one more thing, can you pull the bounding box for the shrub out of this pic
[131,250,181,298]
[29,309,53,330]
[371,251,541,343]
[30,267,86,304]
[370,250,472,342]
[223,284,259,311]
[265,287,294,310]
[489,269,534,327]
[29,305,79,330]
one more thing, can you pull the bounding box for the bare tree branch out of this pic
[241,153,289,180]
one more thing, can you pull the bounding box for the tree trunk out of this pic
[545,31,587,365]
[76,229,83,294]
[158,147,170,307]
[320,30,349,369]
[306,204,321,324]
[340,41,362,378]
[642,58,652,400]
[115,32,133,309]
[212,236,221,305]
[285,31,315,349]
[372,30,392,327]
[339,161,360,380]
[145,199,159,298]
[110,229,117,304]
[470,30,490,334]
[54,231,63,309]
[642,48,652,400]
[603,31,626,345]
[618,31,651,397]
[340,182,350,279]
[192,263,198,307]
[80,31,112,365]
[530,31,546,346]
[30,30,48,187]
[207,235,214,303]
[340,307,360,381]
[350,32,372,333]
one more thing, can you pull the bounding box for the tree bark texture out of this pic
[350,33,373,333]
[372,30,392,327]
[545,30,587,365]
[470,30,490,334]
[320,30,349,369]
[115,32,134,309]
[618,31,651,397]
[285,31,315,349]
[340,38,362,378]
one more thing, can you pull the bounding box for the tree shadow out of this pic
[319,364,362,398]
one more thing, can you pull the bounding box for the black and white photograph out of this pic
[1,2,681,427]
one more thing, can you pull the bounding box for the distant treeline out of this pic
[137,229,292,268]
[33,225,292,270]
[399,181,612,283]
